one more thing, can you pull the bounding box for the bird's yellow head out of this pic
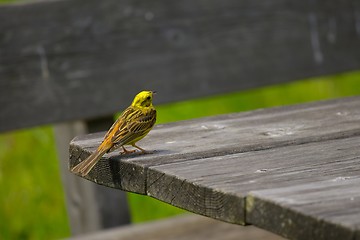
[131,91,155,108]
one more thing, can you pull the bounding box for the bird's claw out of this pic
[120,148,136,155]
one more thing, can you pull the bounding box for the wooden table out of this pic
[70,96,360,240]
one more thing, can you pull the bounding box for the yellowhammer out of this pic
[71,90,157,176]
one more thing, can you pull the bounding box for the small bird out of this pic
[71,90,157,176]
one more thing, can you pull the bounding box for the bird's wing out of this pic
[103,107,133,141]
[97,107,135,152]
[111,107,156,146]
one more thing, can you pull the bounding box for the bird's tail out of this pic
[71,149,107,177]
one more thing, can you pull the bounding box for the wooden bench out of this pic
[70,96,360,239]
[1,0,359,239]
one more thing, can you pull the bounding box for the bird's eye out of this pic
[146,96,151,100]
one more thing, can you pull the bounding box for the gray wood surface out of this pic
[70,96,360,239]
[1,0,360,132]
[69,214,284,240]
[247,177,360,240]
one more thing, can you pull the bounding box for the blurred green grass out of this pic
[0,71,359,239]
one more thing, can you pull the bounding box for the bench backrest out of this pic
[1,0,359,132]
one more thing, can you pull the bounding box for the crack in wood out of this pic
[170,179,186,205]
[163,177,177,201]
[146,172,166,193]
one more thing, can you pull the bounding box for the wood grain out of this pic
[70,96,360,234]
[1,0,360,131]
[247,178,360,240]
[145,135,360,227]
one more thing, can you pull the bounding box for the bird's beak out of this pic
[152,91,157,95]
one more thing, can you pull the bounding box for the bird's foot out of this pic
[120,146,136,155]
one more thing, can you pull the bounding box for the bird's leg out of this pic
[120,146,136,155]
[132,144,147,154]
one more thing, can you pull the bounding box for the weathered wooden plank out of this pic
[70,96,360,227]
[70,96,360,193]
[83,117,131,229]
[1,0,360,131]
[145,135,360,227]
[68,214,285,240]
[247,177,360,240]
